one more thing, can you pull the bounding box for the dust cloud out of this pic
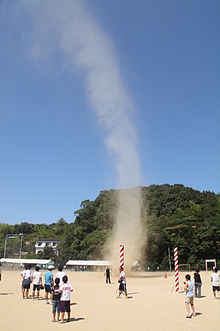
[13,0,146,269]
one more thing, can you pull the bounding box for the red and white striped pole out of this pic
[120,245,124,268]
[174,247,179,293]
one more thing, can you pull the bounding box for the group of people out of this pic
[105,266,128,298]
[184,267,219,318]
[21,265,73,323]
[19,263,220,321]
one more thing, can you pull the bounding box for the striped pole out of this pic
[120,245,124,268]
[174,247,179,293]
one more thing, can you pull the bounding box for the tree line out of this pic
[0,184,219,270]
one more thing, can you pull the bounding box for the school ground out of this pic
[0,270,219,331]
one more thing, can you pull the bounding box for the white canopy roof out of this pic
[66,260,111,266]
[0,258,52,265]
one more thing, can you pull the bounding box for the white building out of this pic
[35,238,60,255]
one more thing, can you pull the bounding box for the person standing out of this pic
[21,265,32,299]
[194,269,202,297]
[44,266,54,304]
[0,263,2,282]
[184,274,196,318]
[117,266,128,298]
[51,278,61,322]
[55,265,66,286]
[59,275,73,323]
[32,265,42,300]
[211,267,220,298]
[105,267,111,284]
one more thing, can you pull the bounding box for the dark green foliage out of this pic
[142,185,220,269]
[0,185,219,269]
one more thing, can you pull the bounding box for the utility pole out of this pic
[168,247,172,272]
[3,233,24,259]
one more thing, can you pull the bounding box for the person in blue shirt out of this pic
[44,266,54,304]
[184,274,196,318]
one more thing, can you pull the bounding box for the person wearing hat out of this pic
[44,266,54,304]
[117,266,128,298]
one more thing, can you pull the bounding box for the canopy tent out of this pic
[66,260,111,267]
[0,258,52,265]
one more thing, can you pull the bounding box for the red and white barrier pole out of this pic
[174,247,179,293]
[120,245,124,268]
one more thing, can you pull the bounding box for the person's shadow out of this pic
[0,292,13,295]
[196,295,206,298]
[67,317,85,322]
[70,302,77,306]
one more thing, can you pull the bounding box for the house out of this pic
[35,238,61,256]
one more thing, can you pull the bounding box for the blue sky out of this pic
[0,0,219,224]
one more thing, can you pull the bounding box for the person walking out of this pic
[194,269,202,297]
[184,274,196,318]
[44,266,54,304]
[117,266,128,298]
[211,267,220,298]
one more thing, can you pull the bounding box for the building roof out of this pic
[36,238,61,242]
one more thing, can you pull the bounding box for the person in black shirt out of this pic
[105,267,111,284]
[51,278,61,322]
[194,269,202,297]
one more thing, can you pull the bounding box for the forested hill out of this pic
[0,184,219,270]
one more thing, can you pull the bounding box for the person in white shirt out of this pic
[59,275,73,323]
[211,267,220,298]
[32,265,42,300]
[117,266,128,298]
[21,265,32,299]
[55,265,66,285]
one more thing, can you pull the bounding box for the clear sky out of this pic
[0,0,219,224]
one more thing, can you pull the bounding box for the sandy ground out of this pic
[0,270,219,331]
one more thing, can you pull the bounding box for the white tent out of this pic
[66,260,111,267]
[0,258,52,265]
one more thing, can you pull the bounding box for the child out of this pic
[21,265,32,299]
[117,266,128,298]
[32,265,42,300]
[55,265,66,286]
[44,266,54,304]
[194,269,202,297]
[51,278,61,322]
[59,275,73,323]
[184,274,196,318]
[211,267,220,298]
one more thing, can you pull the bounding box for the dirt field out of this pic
[0,270,219,331]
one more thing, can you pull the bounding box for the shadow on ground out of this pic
[67,317,85,323]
